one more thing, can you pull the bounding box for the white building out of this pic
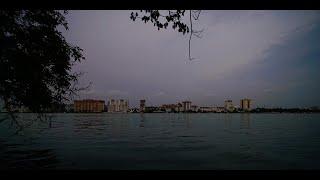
[107,99,129,113]
[191,105,199,112]
[182,101,192,112]
[199,106,222,112]
[240,98,252,111]
[199,107,213,112]
[224,100,235,112]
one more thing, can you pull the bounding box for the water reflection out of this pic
[240,113,251,129]
[0,136,59,169]
[184,114,192,128]
[2,148,59,169]
[1,113,320,169]
[168,113,192,128]
[48,116,53,128]
[139,113,145,128]
[224,114,232,130]
[73,114,106,135]
[0,114,55,137]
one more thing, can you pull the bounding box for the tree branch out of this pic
[188,10,203,61]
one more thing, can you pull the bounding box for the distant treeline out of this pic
[250,108,320,113]
[139,107,320,113]
[132,108,320,113]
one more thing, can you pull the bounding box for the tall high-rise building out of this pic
[107,99,116,112]
[182,101,192,112]
[140,99,146,112]
[118,99,128,112]
[74,99,105,113]
[240,98,252,111]
[107,99,128,113]
[224,100,234,112]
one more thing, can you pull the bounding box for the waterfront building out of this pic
[175,103,183,112]
[145,106,161,113]
[224,100,235,112]
[74,99,105,113]
[191,105,199,112]
[199,106,226,113]
[118,99,129,112]
[182,101,192,112]
[216,107,226,113]
[107,99,129,113]
[107,99,116,112]
[140,99,146,112]
[160,104,178,112]
[310,106,319,111]
[199,107,212,112]
[199,106,218,112]
[240,98,252,111]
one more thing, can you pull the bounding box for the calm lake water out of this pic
[0,113,320,170]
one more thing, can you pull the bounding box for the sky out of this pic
[64,10,320,108]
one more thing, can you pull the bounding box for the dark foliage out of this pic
[130,10,190,34]
[251,108,320,113]
[130,10,203,60]
[0,10,84,113]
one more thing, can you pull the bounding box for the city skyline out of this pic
[71,97,295,110]
[62,10,320,108]
[68,97,319,113]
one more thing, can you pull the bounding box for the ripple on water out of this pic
[1,113,320,169]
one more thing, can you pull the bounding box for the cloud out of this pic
[192,11,320,80]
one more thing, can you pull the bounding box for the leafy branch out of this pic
[130,10,203,60]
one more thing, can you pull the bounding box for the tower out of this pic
[140,99,146,113]
[240,98,252,111]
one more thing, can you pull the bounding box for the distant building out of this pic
[224,100,235,112]
[240,98,252,111]
[161,104,177,112]
[175,103,183,112]
[145,106,160,113]
[107,99,129,113]
[74,99,105,113]
[216,107,226,112]
[182,101,192,112]
[140,99,146,112]
[191,105,199,112]
[107,99,116,112]
[199,106,222,113]
[310,106,319,111]
[118,99,129,112]
[199,107,213,112]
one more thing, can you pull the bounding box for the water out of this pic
[0,113,320,169]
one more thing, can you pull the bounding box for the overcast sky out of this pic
[64,10,320,108]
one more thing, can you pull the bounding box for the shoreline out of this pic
[1,112,320,114]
